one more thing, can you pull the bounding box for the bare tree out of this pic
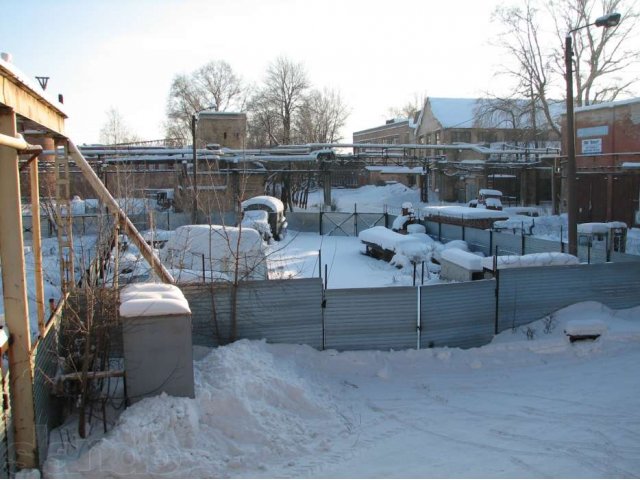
[164,60,245,143]
[196,60,245,111]
[387,92,428,120]
[492,1,562,137]
[99,108,139,145]
[492,0,639,135]
[247,88,283,147]
[549,0,640,106]
[294,88,349,144]
[263,56,309,144]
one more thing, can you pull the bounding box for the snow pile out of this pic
[359,226,432,265]
[493,215,535,231]
[482,252,579,270]
[564,318,608,337]
[119,283,190,317]
[406,223,426,234]
[46,340,347,478]
[440,248,483,271]
[433,239,470,263]
[46,302,640,478]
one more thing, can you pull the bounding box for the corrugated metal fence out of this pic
[180,261,640,352]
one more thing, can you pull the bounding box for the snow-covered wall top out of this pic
[119,283,191,317]
[423,206,508,219]
[241,195,284,213]
[440,248,483,271]
[578,222,627,234]
[481,252,579,270]
[575,97,640,113]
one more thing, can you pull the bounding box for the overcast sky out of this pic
[2,0,638,144]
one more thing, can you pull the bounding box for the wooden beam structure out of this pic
[0,108,38,469]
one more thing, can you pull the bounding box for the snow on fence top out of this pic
[481,252,579,270]
[119,283,191,317]
[241,195,284,213]
[423,206,508,219]
[440,248,483,271]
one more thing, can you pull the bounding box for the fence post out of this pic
[416,285,422,350]
[494,246,500,335]
[489,230,494,256]
[438,214,442,241]
[384,205,389,229]
[521,230,525,255]
[319,210,323,235]
[461,214,465,241]
[354,203,358,236]
[560,225,564,253]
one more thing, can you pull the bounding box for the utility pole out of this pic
[191,114,198,224]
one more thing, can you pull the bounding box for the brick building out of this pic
[560,97,640,226]
[197,111,247,149]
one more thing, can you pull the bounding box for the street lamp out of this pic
[565,12,620,255]
[191,105,216,223]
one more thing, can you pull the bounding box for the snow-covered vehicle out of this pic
[241,195,287,241]
[161,224,268,281]
[469,188,503,210]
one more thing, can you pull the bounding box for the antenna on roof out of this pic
[35,76,49,90]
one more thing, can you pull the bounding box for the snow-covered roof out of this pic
[479,189,502,197]
[119,283,191,317]
[575,97,640,113]
[241,195,284,213]
[429,98,479,128]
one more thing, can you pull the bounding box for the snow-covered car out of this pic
[241,195,287,241]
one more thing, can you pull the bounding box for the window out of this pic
[224,132,227,139]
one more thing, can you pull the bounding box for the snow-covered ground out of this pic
[45,301,640,478]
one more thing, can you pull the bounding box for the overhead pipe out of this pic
[68,140,175,284]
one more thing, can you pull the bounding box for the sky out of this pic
[1,0,638,144]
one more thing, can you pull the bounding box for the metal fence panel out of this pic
[497,262,640,332]
[32,312,62,468]
[324,287,417,351]
[286,212,321,233]
[464,228,491,255]
[611,251,640,262]
[356,213,389,234]
[183,278,323,348]
[493,231,523,255]
[440,223,464,243]
[524,236,563,254]
[321,212,355,236]
[421,280,496,349]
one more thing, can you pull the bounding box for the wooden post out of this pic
[0,108,38,469]
[29,157,46,336]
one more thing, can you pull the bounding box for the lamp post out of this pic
[565,12,620,255]
[191,105,216,223]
